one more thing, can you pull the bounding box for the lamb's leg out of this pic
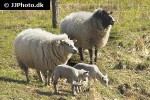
[94,48,98,64]
[54,81,58,94]
[53,76,59,94]
[72,81,77,96]
[76,85,82,93]
[75,85,79,93]
[78,48,84,61]
[36,71,44,82]
[88,49,93,64]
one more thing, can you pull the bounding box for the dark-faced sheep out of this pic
[60,8,115,64]
[14,28,78,85]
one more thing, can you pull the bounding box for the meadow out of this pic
[0,0,150,100]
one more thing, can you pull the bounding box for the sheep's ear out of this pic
[105,74,108,77]
[110,12,113,14]
[60,40,66,44]
[73,39,77,43]
[56,40,61,45]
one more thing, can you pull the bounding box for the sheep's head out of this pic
[100,74,109,87]
[57,38,78,54]
[93,9,115,28]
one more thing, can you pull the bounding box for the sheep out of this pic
[74,63,109,87]
[60,8,115,64]
[53,64,89,96]
[14,28,78,86]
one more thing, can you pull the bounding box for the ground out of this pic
[0,0,150,100]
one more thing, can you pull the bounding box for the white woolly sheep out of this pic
[14,28,78,85]
[74,63,108,87]
[53,64,89,96]
[60,8,115,64]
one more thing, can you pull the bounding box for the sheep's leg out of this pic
[94,48,98,64]
[36,71,44,82]
[24,67,29,82]
[41,71,48,86]
[17,58,30,82]
[88,49,93,64]
[47,70,53,86]
[44,74,48,86]
[78,48,84,61]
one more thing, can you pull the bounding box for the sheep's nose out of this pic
[111,20,115,25]
[72,49,78,54]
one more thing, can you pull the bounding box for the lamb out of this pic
[14,28,78,85]
[53,64,89,96]
[74,63,108,87]
[60,8,115,64]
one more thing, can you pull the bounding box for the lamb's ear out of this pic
[83,71,89,75]
[101,76,104,80]
[105,74,108,77]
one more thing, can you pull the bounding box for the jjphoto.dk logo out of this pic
[4,3,9,8]
[1,0,50,10]
[4,2,44,8]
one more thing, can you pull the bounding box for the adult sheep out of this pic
[60,8,115,64]
[14,28,78,85]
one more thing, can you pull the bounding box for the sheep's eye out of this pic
[68,44,71,46]
[66,43,70,46]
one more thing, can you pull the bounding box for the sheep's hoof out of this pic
[54,91,59,95]
[72,92,77,96]
[44,83,50,87]
[26,79,30,83]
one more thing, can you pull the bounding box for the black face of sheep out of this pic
[94,9,115,28]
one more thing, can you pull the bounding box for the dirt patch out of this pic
[136,63,149,71]
[118,83,131,95]
[114,61,127,69]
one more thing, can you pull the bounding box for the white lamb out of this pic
[60,8,115,64]
[53,64,89,96]
[74,63,108,87]
[14,28,78,85]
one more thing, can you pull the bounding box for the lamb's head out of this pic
[58,38,78,54]
[78,69,89,82]
[100,74,109,87]
[93,9,115,28]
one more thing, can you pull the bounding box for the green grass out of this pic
[0,0,150,99]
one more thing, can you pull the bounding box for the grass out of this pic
[0,0,150,99]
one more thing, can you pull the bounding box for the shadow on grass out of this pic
[36,89,71,97]
[36,90,53,96]
[0,77,27,84]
